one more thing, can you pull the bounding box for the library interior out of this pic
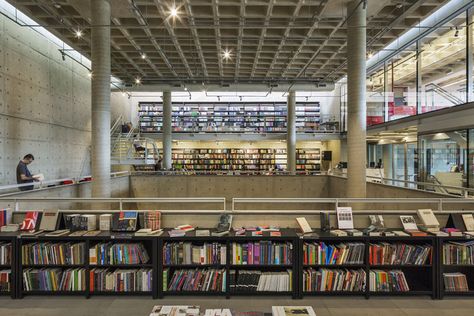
[1,0,474,315]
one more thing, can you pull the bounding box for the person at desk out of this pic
[16,154,38,191]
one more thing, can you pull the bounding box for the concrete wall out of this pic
[111,92,132,124]
[0,175,130,210]
[0,15,92,185]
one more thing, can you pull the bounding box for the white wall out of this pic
[0,14,91,185]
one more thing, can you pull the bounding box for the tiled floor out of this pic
[0,296,473,316]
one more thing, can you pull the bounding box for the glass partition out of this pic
[419,12,467,113]
[367,67,385,126]
[419,130,468,192]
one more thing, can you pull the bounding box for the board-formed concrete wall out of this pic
[0,15,91,185]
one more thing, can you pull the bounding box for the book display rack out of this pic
[6,225,474,299]
[138,102,321,134]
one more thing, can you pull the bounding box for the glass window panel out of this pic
[388,43,417,121]
[419,12,467,113]
[419,130,467,192]
[367,67,385,126]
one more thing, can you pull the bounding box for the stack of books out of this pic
[163,242,226,265]
[166,268,226,292]
[22,242,85,265]
[443,241,474,265]
[369,270,410,292]
[303,242,365,265]
[143,211,161,230]
[90,268,152,292]
[23,268,86,291]
[89,243,150,265]
[231,241,292,265]
[369,243,432,265]
[0,242,11,265]
[302,268,366,292]
[229,270,292,292]
[0,270,10,292]
[443,272,469,292]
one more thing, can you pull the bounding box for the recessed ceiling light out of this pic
[135,78,141,84]
[141,53,146,59]
[170,7,178,17]
[223,49,231,60]
[53,3,61,9]
[75,29,83,38]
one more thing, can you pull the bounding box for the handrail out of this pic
[365,175,474,197]
[130,170,325,176]
[0,197,226,213]
[0,171,130,194]
[425,83,464,106]
[110,114,123,135]
[232,197,474,213]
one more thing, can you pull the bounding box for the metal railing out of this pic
[231,197,474,214]
[365,175,474,198]
[0,197,226,214]
[0,171,130,195]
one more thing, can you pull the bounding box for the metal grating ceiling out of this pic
[8,0,449,86]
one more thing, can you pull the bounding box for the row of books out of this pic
[231,242,292,265]
[22,242,85,265]
[90,268,152,292]
[302,242,365,265]
[22,268,86,291]
[302,268,366,292]
[369,270,410,292]
[89,243,150,265]
[369,243,432,265]
[229,270,292,292]
[443,241,474,265]
[165,268,226,292]
[163,242,226,265]
[0,270,10,292]
[443,272,469,292]
[0,242,11,265]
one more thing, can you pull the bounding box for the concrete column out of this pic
[162,91,172,170]
[467,8,473,103]
[383,62,389,122]
[382,144,393,181]
[91,0,111,198]
[287,91,296,173]
[346,0,367,197]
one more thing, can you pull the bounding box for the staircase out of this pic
[425,83,464,106]
[110,116,159,166]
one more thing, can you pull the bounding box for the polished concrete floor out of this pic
[0,296,472,316]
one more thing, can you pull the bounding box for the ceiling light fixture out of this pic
[135,78,141,85]
[75,29,83,38]
[170,7,178,18]
[223,49,231,60]
[141,52,146,59]
[368,51,373,58]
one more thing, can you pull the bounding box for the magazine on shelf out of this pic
[462,214,474,231]
[19,211,40,231]
[417,209,439,230]
[38,210,59,231]
[150,305,200,316]
[296,217,313,234]
[400,216,418,231]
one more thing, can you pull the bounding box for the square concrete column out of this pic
[91,0,111,198]
[287,91,296,173]
[162,91,172,170]
[346,0,367,197]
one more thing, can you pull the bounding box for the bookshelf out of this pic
[159,229,298,298]
[17,234,158,298]
[299,232,436,299]
[438,236,474,298]
[138,102,321,134]
[0,234,15,299]
[5,225,474,299]
[171,148,322,172]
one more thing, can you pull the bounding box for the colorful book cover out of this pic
[20,211,39,231]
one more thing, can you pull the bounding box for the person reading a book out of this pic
[16,154,38,191]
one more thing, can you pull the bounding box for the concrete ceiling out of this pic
[9,0,449,86]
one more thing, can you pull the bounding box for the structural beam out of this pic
[287,91,296,174]
[90,0,111,199]
[162,91,172,170]
[346,0,367,198]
